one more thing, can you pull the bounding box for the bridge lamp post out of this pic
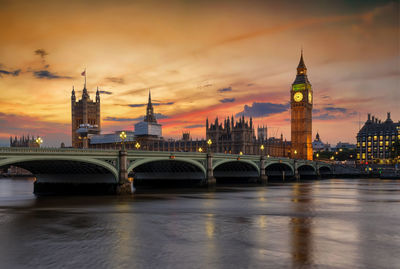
[35,137,43,148]
[260,144,264,156]
[198,147,203,153]
[239,151,243,155]
[135,141,141,150]
[120,131,127,150]
[207,139,212,153]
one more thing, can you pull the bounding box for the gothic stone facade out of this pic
[71,84,101,148]
[291,51,313,160]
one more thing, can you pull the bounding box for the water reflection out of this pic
[290,183,314,267]
[0,178,399,268]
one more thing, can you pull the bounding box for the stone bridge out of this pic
[0,148,333,194]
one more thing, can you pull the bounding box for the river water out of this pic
[0,178,399,269]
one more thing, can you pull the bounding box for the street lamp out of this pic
[120,131,127,150]
[239,151,243,155]
[198,147,203,153]
[316,153,319,159]
[207,138,212,153]
[35,137,43,147]
[260,144,264,153]
[135,141,141,150]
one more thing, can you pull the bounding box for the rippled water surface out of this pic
[0,178,399,268]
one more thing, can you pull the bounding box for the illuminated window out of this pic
[380,136,383,140]
[368,136,371,141]
[385,141,389,146]
[398,135,400,140]
[386,136,389,140]
[357,142,360,147]
[380,147,383,151]
[357,153,360,159]
[368,148,371,152]
[362,153,366,159]
[392,135,395,139]
[362,142,366,147]
[374,136,377,141]
[379,141,383,146]
[368,142,371,146]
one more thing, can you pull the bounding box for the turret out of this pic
[71,86,76,102]
[206,118,209,129]
[297,49,307,75]
[96,86,100,103]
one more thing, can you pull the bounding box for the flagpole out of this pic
[84,68,87,88]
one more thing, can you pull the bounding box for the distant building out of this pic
[206,116,289,156]
[356,112,400,164]
[312,133,331,152]
[10,135,40,148]
[71,78,101,148]
[334,142,356,151]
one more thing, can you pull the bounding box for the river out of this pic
[0,178,399,268]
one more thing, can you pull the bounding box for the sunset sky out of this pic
[0,0,399,147]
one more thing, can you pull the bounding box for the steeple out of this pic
[144,90,157,123]
[96,86,100,103]
[82,69,89,99]
[71,86,76,102]
[297,49,307,75]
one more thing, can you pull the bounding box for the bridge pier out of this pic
[206,153,216,187]
[116,150,133,195]
[259,156,268,185]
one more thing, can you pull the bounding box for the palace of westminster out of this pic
[10,52,399,162]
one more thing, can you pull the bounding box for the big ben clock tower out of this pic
[291,51,313,160]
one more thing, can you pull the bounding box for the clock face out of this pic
[308,92,312,103]
[294,92,303,102]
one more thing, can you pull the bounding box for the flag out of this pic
[81,70,86,76]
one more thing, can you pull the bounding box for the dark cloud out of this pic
[105,113,169,122]
[99,90,112,95]
[185,124,204,129]
[0,69,21,77]
[314,106,357,121]
[324,106,347,113]
[33,70,72,80]
[219,98,235,103]
[314,113,337,120]
[103,117,135,122]
[106,77,125,84]
[236,102,289,118]
[218,87,232,93]
[127,102,174,108]
[152,101,175,106]
[34,49,48,58]
[127,104,146,108]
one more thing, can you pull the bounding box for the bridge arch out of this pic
[265,162,294,180]
[213,159,260,174]
[213,160,260,183]
[318,165,332,177]
[297,164,317,179]
[128,158,206,183]
[0,156,119,183]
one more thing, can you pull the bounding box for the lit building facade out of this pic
[290,51,313,160]
[206,116,289,156]
[312,133,331,152]
[10,135,40,148]
[356,113,400,164]
[71,81,101,148]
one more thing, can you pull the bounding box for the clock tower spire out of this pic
[291,50,313,160]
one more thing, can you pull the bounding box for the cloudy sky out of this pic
[0,0,398,147]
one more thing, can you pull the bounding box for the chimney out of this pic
[368,113,371,121]
[372,116,375,122]
[387,112,391,120]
